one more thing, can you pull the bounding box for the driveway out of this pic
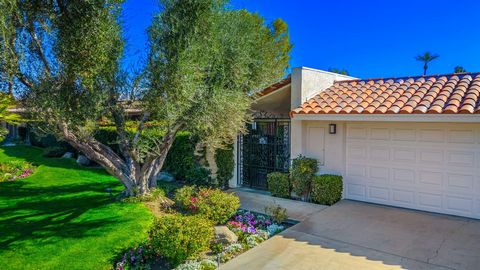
[221,198,480,270]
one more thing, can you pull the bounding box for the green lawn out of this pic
[0,146,153,270]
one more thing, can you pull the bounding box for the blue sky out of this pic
[121,0,480,79]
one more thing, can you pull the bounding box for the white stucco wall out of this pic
[291,67,356,109]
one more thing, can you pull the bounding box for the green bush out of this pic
[290,155,318,200]
[174,185,197,210]
[215,145,234,189]
[311,174,343,205]
[43,146,67,158]
[195,188,240,224]
[266,172,290,198]
[185,165,213,187]
[163,132,198,180]
[149,214,214,265]
[264,203,288,224]
[174,186,240,224]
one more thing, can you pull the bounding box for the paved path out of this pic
[221,190,480,270]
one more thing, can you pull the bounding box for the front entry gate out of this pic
[238,119,290,189]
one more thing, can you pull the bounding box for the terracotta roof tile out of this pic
[292,73,480,115]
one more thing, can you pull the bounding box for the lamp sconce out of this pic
[329,124,337,134]
[251,121,257,130]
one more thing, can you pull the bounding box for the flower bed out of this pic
[0,160,36,182]
[114,187,291,270]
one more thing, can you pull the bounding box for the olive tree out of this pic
[0,0,291,196]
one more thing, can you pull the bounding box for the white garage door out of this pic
[345,122,480,219]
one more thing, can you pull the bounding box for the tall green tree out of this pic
[415,52,439,75]
[0,0,291,195]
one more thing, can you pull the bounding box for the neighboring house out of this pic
[230,67,480,220]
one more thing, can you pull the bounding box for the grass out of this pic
[0,146,154,270]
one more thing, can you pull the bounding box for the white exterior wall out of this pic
[291,67,355,109]
[229,135,239,188]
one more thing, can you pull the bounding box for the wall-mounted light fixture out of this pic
[251,121,257,130]
[329,123,337,134]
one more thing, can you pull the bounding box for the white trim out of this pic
[292,114,480,123]
[255,83,291,101]
[296,66,358,80]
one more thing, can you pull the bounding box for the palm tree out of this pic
[454,66,467,73]
[415,52,439,75]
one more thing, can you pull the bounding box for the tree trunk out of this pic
[60,123,179,197]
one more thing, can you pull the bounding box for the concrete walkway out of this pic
[221,190,480,270]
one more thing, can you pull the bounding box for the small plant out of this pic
[264,203,288,224]
[113,244,154,270]
[290,155,318,201]
[311,174,343,205]
[215,145,234,189]
[149,214,214,265]
[266,172,290,198]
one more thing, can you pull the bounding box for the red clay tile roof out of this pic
[257,76,291,97]
[292,73,480,115]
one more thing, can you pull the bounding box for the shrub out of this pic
[43,146,67,158]
[185,166,213,187]
[174,185,197,211]
[215,145,234,189]
[290,155,318,200]
[311,174,343,205]
[163,132,198,181]
[264,204,288,224]
[149,214,214,265]
[195,188,240,224]
[266,172,290,198]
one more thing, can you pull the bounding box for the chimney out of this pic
[290,67,357,110]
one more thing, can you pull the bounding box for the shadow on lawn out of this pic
[0,181,119,250]
[0,146,122,250]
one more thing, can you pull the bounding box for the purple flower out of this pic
[130,256,136,263]
[247,226,256,233]
[235,215,243,222]
[265,220,272,226]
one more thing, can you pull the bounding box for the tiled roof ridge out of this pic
[334,72,480,84]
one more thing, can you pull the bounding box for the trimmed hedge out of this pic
[267,172,290,198]
[149,214,214,265]
[311,174,343,205]
[290,155,318,200]
[215,144,234,189]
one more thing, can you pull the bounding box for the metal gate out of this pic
[238,119,290,189]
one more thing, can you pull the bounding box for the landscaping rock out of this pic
[76,155,90,166]
[214,226,238,244]
[61,152,74,159]
[157,171,175,182]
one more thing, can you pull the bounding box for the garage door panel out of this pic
[345,123,480,220]
[448,129,476,144]
[392,148,416,163]
[370,128,390,140]
[419,129,445,143]
[393,129,416,141]
[419,150,444,165]
[369,146,390,161]
[392,189,415,206]
[367,186,390,202]
[447,151,475,167]
[346,183,366,199]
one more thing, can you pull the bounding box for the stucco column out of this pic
[229,135,238,188]
[290,118,303,161]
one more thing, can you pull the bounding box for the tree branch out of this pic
[28,20,51,76]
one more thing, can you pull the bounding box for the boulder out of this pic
[157,171,175,182]
[76,155,90,166]
[214,226,238,244]
[61,152,74,159]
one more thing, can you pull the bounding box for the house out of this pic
[230,67,480,220]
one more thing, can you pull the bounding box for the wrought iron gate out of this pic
[238,119,290,189]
